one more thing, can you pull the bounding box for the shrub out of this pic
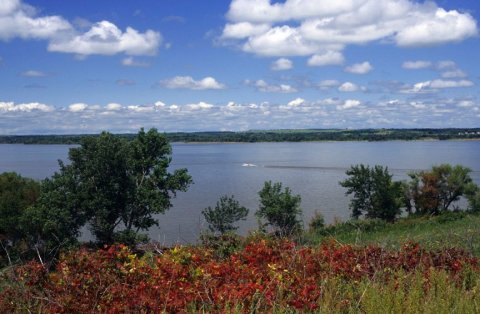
[308,211,325,233]
[256,181,303,236]
[202,195,249,235]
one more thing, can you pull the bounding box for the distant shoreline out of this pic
[1,128,479,145]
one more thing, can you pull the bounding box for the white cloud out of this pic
[405,79,474,93]
[271,58,292,71]
[248,79,297,93]
[337,99,361,110]
[344,61,372,74]
[187,102,214,110]
[441,69,467,79]
[221,0,477,60]
[338,82,359,92]
[0,0,71,40]
[127,105,154,112]
[122,57,150,67]
[68,103,88,112]
[161,76,226,90]
[457,100,474,108]
[318,80,340,89]
[154,101,166,108]
[287,98,305,107]
[222,22,271,39]
[307,51,344,66]
[402,61,432,69]
[429,79,474,89]
[0,101,53,112]
[21,70,47,77]
[3,96,480,133]
[0,0,162,57]
[395,8,477,47]
[105,103,122,111]
[48,21,161,56]
[242,25,322,56]
[437,60,457,70]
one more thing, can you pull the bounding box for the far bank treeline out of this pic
[1,128,480,268]
[1,128,480,144]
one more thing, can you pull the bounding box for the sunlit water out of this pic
[1,141,479,244]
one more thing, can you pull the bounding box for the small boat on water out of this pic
[242,163,257,167]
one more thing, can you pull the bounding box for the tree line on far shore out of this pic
[1,128,480,145]
[1,128,480,267]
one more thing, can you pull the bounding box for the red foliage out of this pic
[0,239,477,312]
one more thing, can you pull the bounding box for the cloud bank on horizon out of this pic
[0,0,479,134]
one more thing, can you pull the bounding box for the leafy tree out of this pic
[340,165,403,222]
[38,128,192,245]
[0,172,40,265]
[408,164,473,215]
[256,181,302,236]
[21,171,88,262]
[464,182,480,213]
[202,195,249,235]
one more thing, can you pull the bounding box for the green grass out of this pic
[305,212,480,256]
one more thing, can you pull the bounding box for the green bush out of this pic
[202,195,248,235]
[256,181,303,237]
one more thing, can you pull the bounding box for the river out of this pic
[1,141,479,244]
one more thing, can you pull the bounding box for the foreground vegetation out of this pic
[1,237,479,313]
[1,128,480,312]
[1,128,480,144]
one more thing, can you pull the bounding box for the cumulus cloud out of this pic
[187,102,214,110]
[0,0,71,40]
[2,96,479,133]
[337,99,361,110]
[318,80,340,89]
[68,103,88,112]
[127,105,154,113]
[0,101,53,112]
[221,0,477,62]
[222,22,271,39]
[48,21,161,56]
[404,79,474,93]
[271,58,293,71]
[307,51,344,67]
[0,0,162,57]
[403,60,468,79]
[287,98,305,107]
[121,57,150,67]
[21,70,47,77]
[338,82,359,92]
[402,61,432,69]
[246,79,297,93]
[344,62,373,74]
[105,103,122,111]
[161,76,226,90]
[440,69,467,79]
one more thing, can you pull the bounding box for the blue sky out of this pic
[0,0,479,134]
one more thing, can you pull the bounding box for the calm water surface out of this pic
[1,141,479,244]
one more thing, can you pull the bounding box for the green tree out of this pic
[408,164,473,215]
[340,165,403,222]
[256,181,302,236]
[202,195,249,235]
[0,172,40,265]
[38,128,192,245]
[21,170,88,262]
[466,184,480,212]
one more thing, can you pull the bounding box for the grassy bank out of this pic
[304,212,480,256]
